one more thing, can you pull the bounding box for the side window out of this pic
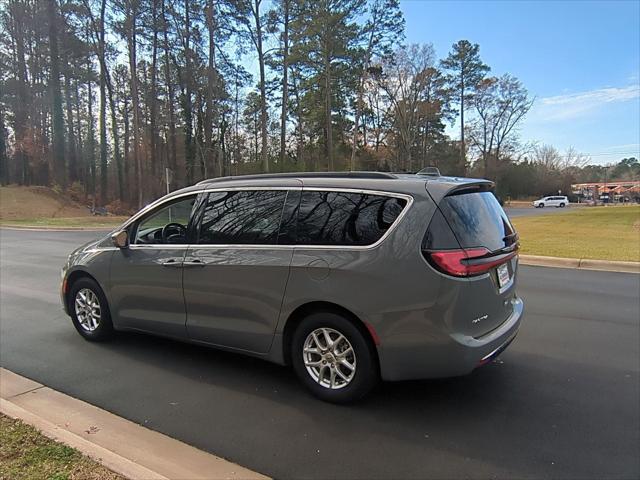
[198,190,287,245]
[134,196,196,245]
[296,191,407,246]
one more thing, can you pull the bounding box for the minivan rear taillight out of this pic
[425,247,518,277]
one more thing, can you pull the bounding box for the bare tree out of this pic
[532,144,590,170]
[560,146,590,170]
[373,44,436,171]
[467,74,533,178]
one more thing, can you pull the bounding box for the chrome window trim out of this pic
[128,244,191,250]
[85,247,119,253]
[118,186,414,251]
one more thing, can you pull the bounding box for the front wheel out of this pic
[291,312,378,403]
[538,203,545,208]
[69,278,114,341]
[559,203,565,208]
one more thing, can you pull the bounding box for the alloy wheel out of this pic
[303,328,356,389]
[74,288,101,332]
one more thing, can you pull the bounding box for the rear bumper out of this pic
[378,297,524,381]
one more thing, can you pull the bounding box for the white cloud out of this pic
[531,85,640,122]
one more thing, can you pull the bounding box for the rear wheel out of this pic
[291,312,378,403]
[69,278,113,341]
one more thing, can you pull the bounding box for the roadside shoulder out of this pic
[519,254,640,274]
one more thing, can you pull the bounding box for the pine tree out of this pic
[441,40,489,174]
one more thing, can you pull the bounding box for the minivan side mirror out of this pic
[111,230,129,249]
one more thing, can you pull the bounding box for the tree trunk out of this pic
[98,0,108,205]
[279,0,289,171]
[459,67,465,174]
[350,73,365,170]
[324,50,333,171]
[162,0,177,178]
[73,79,83,182]
[292,71,304,170]
[123,94,131,201]
[205,0,217,177]
[12,1,30,185]
[254,0,269,173]
[149,0,159,177]
[0,94,7,184]
[48,0,66,188]
[105,75,124,201]
[64,73,78,183]
[86,76,96,199]
[127,3,143,207]
[184,0,194,184]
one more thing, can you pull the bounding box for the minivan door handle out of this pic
[162,259,183,267]
[182,259,206,267]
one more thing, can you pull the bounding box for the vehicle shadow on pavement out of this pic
[78,328,638,480]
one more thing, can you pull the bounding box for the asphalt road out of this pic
[1,228,638,479]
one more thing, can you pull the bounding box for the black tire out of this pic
[68,277,114,342]
[559,203,565,208]
[538,203,544,208]
[291,312,378,403]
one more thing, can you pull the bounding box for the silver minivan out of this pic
[61,172,524,403]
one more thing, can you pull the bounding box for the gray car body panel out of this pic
[62,173,524,381]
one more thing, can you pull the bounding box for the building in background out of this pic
[572,181,640,203]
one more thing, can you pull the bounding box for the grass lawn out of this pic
[0,414,122,480]
[512,205,640,262]
[0,216,127,229]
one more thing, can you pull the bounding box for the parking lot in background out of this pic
[504,205,575,218]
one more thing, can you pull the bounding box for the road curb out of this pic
[0,368,270,480]
[520,254,640,274]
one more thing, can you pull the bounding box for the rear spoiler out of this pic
[424,178,495,204]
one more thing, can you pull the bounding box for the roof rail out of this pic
[417,166,441,177]
[197,171,397,185]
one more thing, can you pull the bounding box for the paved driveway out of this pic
[1,228,638,479]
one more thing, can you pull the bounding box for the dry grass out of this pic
[512,205,640,262]
[0,414,123,480]
[0,186,127,228]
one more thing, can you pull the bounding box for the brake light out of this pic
[425,247,518,277]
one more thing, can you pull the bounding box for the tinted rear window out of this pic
[297,191,407,246]
[440,191,515,252]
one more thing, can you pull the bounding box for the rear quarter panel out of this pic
[275,185,465,378]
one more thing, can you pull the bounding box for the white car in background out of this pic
[532,196,568,208]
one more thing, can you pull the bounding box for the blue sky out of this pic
[401,0,640,164]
